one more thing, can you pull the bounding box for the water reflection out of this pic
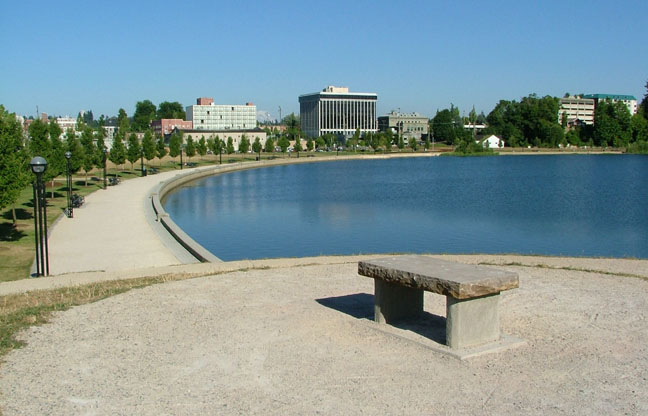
[163,155,648,260]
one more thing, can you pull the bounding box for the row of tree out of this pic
[429,81,648,151]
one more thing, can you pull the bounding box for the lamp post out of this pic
[140,146,145,177]
[64,151,72,218]
[179,145,183,170]
[30,156,49,277]
[103,147,108,190]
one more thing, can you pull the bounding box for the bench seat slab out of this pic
[358,255,518,299]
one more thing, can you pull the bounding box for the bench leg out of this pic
[446,293,500,349]
[374,279,424,324]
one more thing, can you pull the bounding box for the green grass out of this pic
[0,272,201,358]
[0,265,274,359]
[478,261,648,281]
[0,179,105,282]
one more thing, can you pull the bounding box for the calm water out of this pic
[163,155,648,260]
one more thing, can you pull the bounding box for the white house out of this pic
[478,134,504,149]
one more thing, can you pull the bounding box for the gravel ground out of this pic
[1,257,647,415]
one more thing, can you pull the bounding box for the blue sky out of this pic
[2,0,646,121]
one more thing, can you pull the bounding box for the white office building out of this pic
[583,94,638,115]
[559,96,596,126]
[299,86,377,138]
[186,97,257,131]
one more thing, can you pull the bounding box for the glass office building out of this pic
[299,86,377,138]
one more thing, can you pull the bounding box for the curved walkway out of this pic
[47,168,186,275]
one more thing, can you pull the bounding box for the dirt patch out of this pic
[0,259,646,414]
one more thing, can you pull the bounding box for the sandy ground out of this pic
[1,256,647,415]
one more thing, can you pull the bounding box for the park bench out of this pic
[358,255,519,349]
[71,193,84,208]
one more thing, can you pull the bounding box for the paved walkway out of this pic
[47,169,185,276]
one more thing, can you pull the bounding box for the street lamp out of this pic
[179,144,183,170]
[64,151,72,218]
[30,156,49,277]
[140,146,145,177]
[103,147,108,190]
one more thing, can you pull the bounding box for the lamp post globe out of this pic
[29,156,48,176]
[65,151,71,160]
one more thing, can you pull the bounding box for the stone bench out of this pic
[358,255,519,349]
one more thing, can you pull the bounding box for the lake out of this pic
[162,154,648,260]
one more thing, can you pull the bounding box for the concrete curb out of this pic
[147,154,438,265]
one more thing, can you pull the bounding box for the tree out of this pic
[306,137,314,151]
[48,121,66,197]
[408,137,418,151]
[65,128,83,174]
[468,106,477,127]
[252,137,262,159]
[169,131,182,163]
[197,136,207,159]
[397,134,405,151]
[630,113,648,143]
[157,101,185,120]
[132,100,157,131]
[294,134,302,156]
[315,136,325,150]
[594,100,631,147]
[126,133,141,170]
[424,137,431,151]
[155,134,167,165]
[264,137,274,153]
[141,130,156,163]
[80,110,95,127]
[185,136,196,160]
[641,79,648,120]
[561,111,568,129]
[28,119,51,159]
[278,136,290,153]
[484,95,565,147]
[349,128,360,152]
[226,137,234,154]
[382,130,393,152]
[282,113,300,131]
[207,135,217,155]
[117,108,130,133]
[0,105,29,225]
[432,108,458,145]
[110,131,127,169]
[79,126,95,185]
[239,134,250,153]
[94,126,107,167]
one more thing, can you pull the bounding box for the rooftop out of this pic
[583,93,637,101]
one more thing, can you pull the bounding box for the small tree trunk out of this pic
[85,171,88,187]
[11,206,17,226]
[51,179,55,199]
